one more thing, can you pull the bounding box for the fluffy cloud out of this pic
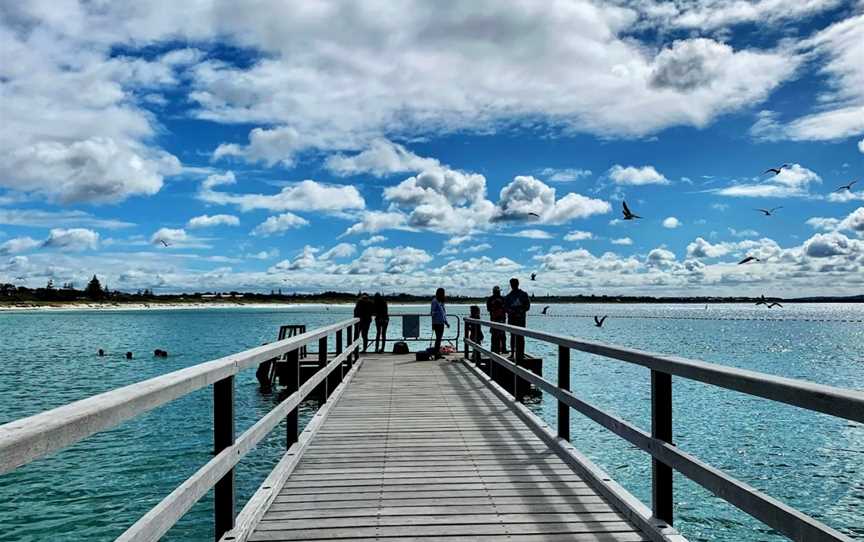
[803,232,861,258]
[497,176,610,224]
[213,126,304,167]
[150,228,188,246]
[662,217,681,229]
[272,246,320,271]
[608,165,669,185]
[0,209,133,229]
[2,138,180,204]
[564,230,593,241]
[320,243,357,260]
[187,214,240,229]
[0,237,41,255]
[251,213,309,236]
[647,247,676,268]
[717,164,821,198]
[839,207,864,235]
[43,228,100,251]
[325,139,440,177]
[611,237,633,245]
[859,139,864,153]
[200,176,365,213]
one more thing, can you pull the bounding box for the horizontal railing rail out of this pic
[463,317,861,542]
[0,317,361,541]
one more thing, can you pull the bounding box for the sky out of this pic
[0,0,862,297]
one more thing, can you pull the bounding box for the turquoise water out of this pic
[0,304,862,541]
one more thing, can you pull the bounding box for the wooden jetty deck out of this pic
[1,316,861,542]
[247,353,653,542]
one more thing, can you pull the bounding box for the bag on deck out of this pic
[415,350,431,361]
[393,341,409,354]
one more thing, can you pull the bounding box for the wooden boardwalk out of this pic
[247,353,654,542]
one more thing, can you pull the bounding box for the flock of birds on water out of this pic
[149,163,857,332]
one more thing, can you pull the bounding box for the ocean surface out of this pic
[1,303,862,541]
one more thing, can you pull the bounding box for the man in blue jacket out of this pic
[504,278,530,360]
[431,287,449,359]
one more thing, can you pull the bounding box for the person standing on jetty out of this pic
[373,293,389,353]
[486,285,508,354]
[504,278,530,360]
[353,293,374,352]
[431,288,449,359]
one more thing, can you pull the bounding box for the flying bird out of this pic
[622,201,641,220]
[835,180,858,192]
[530,272,537,281]
[158,239,170,247]
[756,207,782,216]
[768,302,783,309]
[594,315,607,327]
[528,212,540,217]
[738,256,761,265]
[541,306,550,315]
[763,164,789,175]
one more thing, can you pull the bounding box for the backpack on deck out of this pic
[393,341,410,354]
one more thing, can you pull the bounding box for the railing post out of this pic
[336,329,343,355]
[346,325,354,366]
[354,323,360,362]
[286,349,299,448]
[651,370,673,525]
[319,336,329,400]
[464,319,469,360]
[213,376,235,541]
[558,346,570,441]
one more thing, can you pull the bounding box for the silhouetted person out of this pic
[373,293,389,353]
[125,351,133,360]
[97,349,105,357]
[353,293,374,352]
[504,278,530,360]
[256,342,274,393]
[486,285,507,354]
[431,288,449,359]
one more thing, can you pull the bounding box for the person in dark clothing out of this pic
[373,293,389,353]
[485,285,508,354]
[353,293,374,352]
[504,278,530,360]
[430,288,449,358]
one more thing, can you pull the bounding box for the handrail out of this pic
[0,317,358,473]
[0,317,361,541]
[465,318,864,422]
[463,317,859,542]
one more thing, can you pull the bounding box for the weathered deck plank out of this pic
[245,352,658,542]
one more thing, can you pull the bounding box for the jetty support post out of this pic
[319,336,329,400]
[557,346,570,441]
[286,349,299,447]
[651,369,673,525]
[464,320,469,362]
[213,375,235,540]
[353,322,360,362]
[346,325,354,364]
[335,328,344,380]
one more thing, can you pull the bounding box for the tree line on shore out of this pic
[1,277,861,304]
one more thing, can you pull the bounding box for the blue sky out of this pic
[0,1,862,296]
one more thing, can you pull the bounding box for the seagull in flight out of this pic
[738,256,761,265]
[622,201,641,220]
[835,180,858,192]
[767,302,783,308]
[594,315,607,328]
[528,212,540,217]
[756,207,782,216]
[541,306,550,315]
[530,272,537,281]
[763,164,789,175]
[158,239,170,247]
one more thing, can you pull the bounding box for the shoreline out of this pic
[0,302,359,312]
